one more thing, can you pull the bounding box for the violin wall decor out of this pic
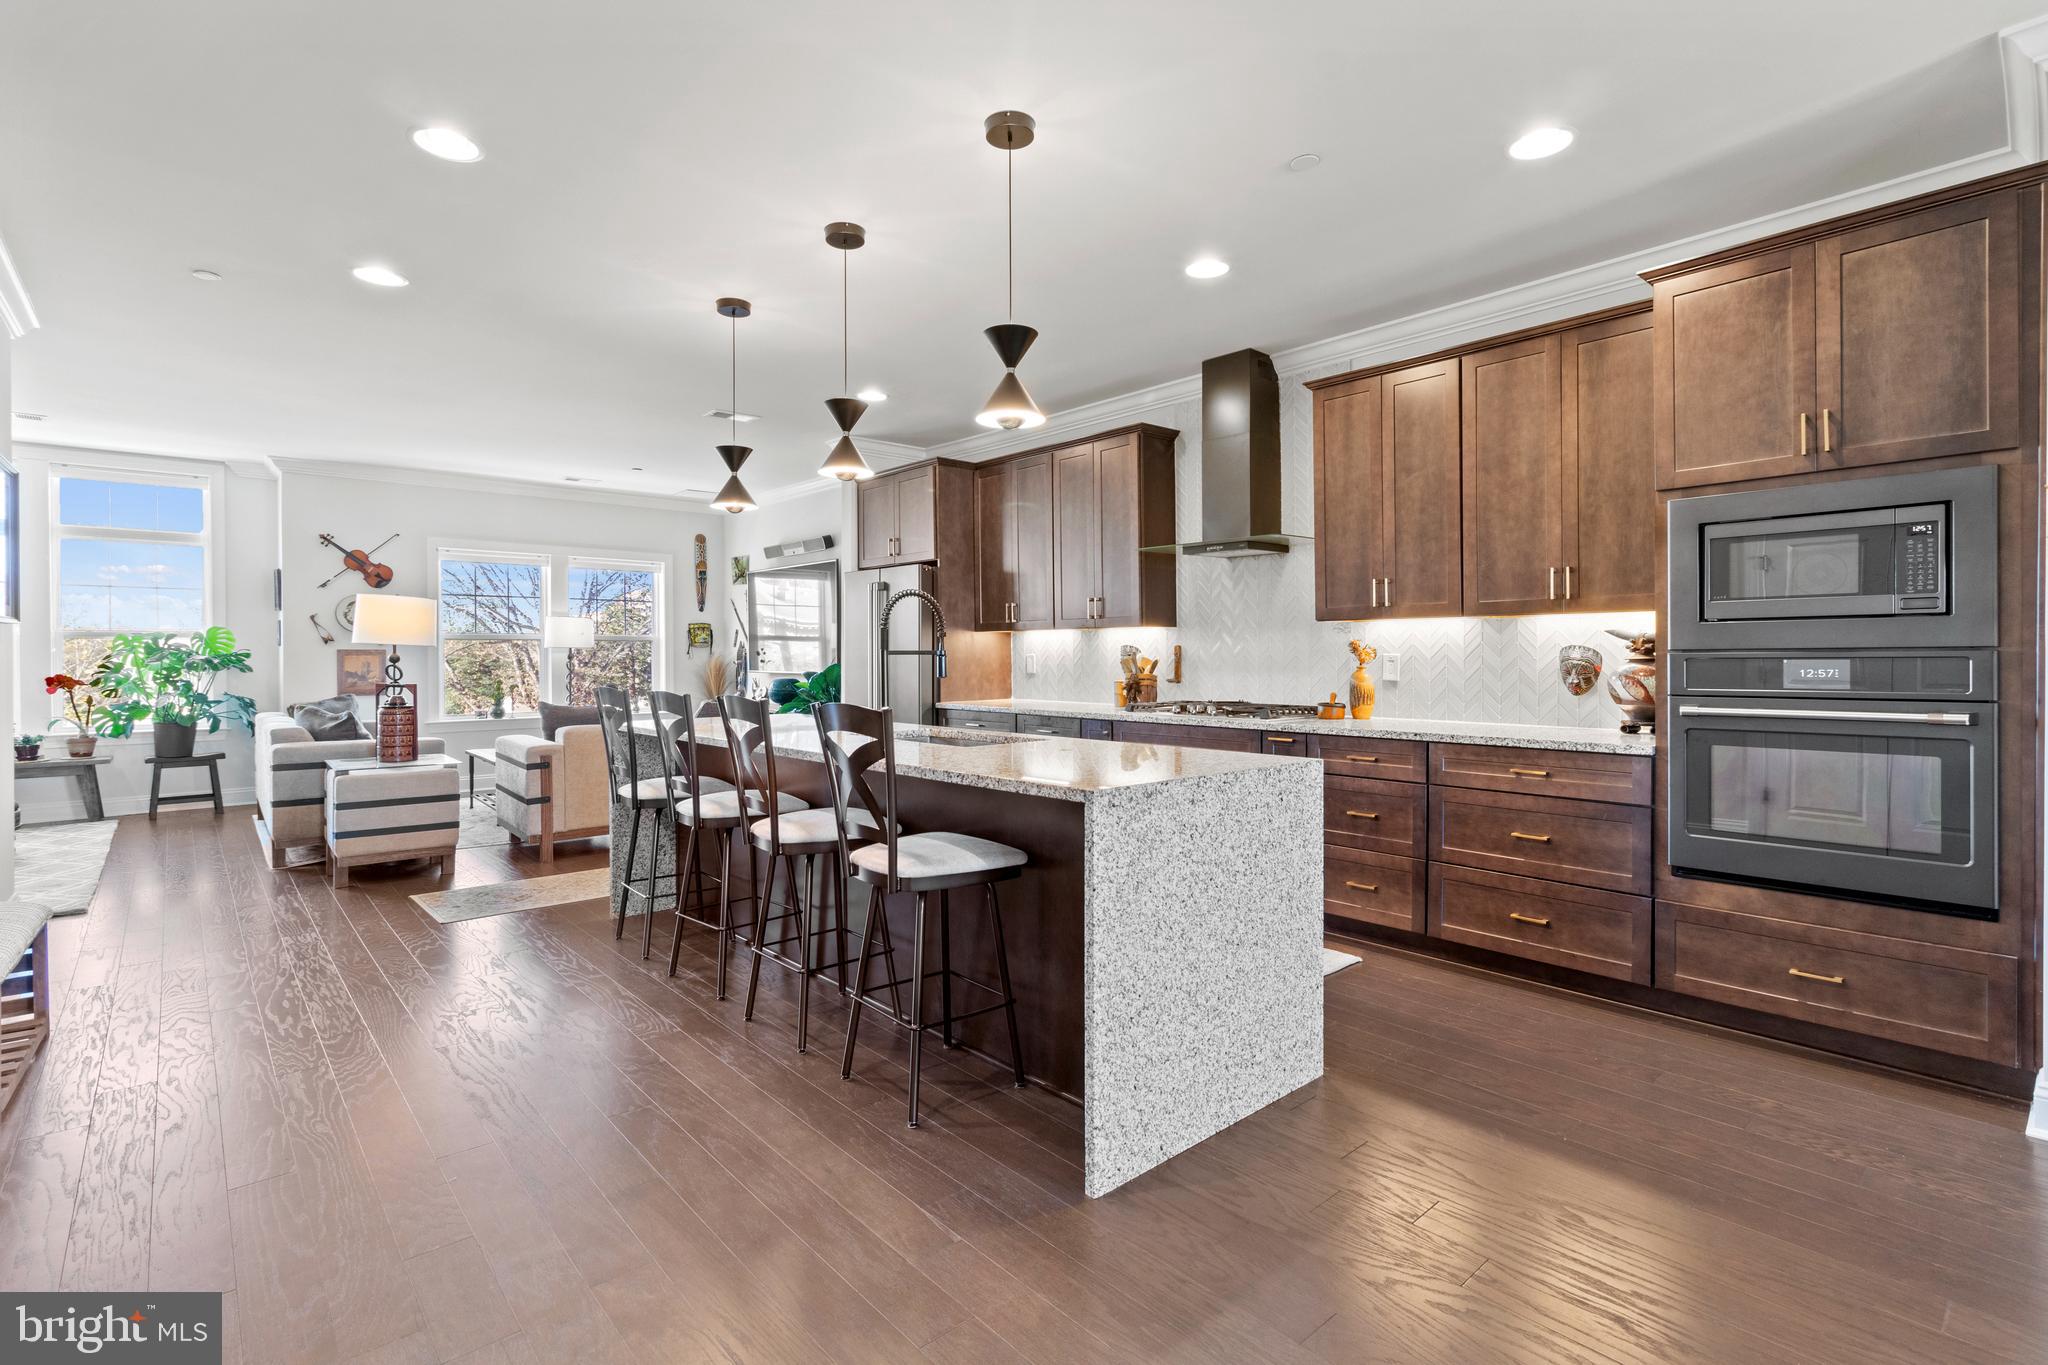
[317,531,398,589]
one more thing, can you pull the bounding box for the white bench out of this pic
[0,900,54,1115]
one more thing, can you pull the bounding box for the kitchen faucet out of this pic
[877,586,947,711]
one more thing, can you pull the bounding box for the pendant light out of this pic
[976,110,1046,431]
[818,221,876,481]
[708,297,757,513]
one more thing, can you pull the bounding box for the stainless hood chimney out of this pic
[1181,348,1301,557]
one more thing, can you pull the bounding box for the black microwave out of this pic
[1668,466,1998,652]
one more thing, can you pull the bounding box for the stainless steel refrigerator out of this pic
[840,562,941,724]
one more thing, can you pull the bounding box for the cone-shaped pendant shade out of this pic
[983,323,1038,370]
[823,396,868,433]
[710,472,755,513]
[819,433,875,481]
[976,368,1046,430]
[715,443,752,472]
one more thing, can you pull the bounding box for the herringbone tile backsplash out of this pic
[1005,362,1656,730]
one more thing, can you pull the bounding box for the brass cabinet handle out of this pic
[1336,753,1378,763]
[1382,577,1392,607]
[1548,566,1557,601]
[1798,412,1810,456]
[1508,767,1549,778]
[1788,967,1845,985]
[1344,810,1382,820]
[1563,565,1573,600]
[1821,408,1833,452]
[1370,577,1379,609]
[1508,831,1551,843]
[1267,736,1296,744]
[1508,912,1551,927]
[1343,880,1380,893]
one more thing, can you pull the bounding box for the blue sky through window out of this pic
[58,477,204,532]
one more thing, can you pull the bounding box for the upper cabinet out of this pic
[974,453,1054,630]
[1312,374,1382,621]
[1052,427,1176,628]
[1558,312,1657,613]
[1461,336,1562,616]
[1651,189,2021,488]
[857,463,941,568]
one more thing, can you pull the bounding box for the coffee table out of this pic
[322,755,460,887]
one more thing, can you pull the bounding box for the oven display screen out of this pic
[1783,658,1852,689]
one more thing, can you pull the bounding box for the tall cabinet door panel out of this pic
[1816,191,2019,469]
[1653,245,1816,488]
[1379,358,1462,618]
[973,465,1011,629]
[1010,453,1056,629]
[1052,443,1101,628]
[1314,375,1383,620]
[1461,336,1562,616]
[1092,433,1143,625]
[1560,312,1657,613]
[891,466,937,562]
[857,477,898,567]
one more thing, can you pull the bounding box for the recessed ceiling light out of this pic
[1287,152,1321,172]
[856,387,888,403]
[13,412,45,421]
[703,409,759,423]
[412,127,483,163]
[1508,126,1574,161]
[351,265,409,288]
[1185,257,1230,280]
[190,268,222,282]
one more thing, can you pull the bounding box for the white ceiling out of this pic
[3,1,2043,502]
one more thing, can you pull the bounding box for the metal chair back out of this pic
[813,701,900,889]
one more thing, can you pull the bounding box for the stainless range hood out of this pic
[1166,348,1308,557]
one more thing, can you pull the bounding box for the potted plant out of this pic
[13,733,42,762]
[44,673,109,757]
[93,627,258,759]
[773,663,842,715]
[489,678,507,720]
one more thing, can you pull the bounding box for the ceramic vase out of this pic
[1347,640,1378,720]
[1605,630,1657,733]
[66,735,97,758]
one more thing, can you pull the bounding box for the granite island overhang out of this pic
[622,715,1324,1197]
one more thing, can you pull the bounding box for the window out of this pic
[563,557,660,703]
[437,551,544,718]
[54,471,209,698]
[748,564,836,676]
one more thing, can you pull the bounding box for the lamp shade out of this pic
[975,369,1046,430]
[351,594,438,647]
[544,615,597,649]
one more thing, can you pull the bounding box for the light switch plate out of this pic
[1382,652,1401,683]
[1025,653,1039,676]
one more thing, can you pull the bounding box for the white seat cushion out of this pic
[749,806,890,849]
[683,787,807,824]
[621,774,732,804]
[850,831,1026,883]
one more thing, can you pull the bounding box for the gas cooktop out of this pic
[1125,700,1319,719]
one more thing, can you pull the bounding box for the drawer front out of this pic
[1324,776,1427,857]
[1656,902,2020,1065]
[1430,787,1651,895]
[1430,864,1651,984]
[1326,849,1424,934]
[1014,714,1081,738]
[1428,742,1652,805]
[1316,736,1426,783]
[1261,732,1319,757]
[1111,720,1262,753]
[1079,719,1115,741]
[940,709,1017,732]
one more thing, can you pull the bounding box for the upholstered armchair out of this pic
[494,725,609,860]
[252,711,447,868]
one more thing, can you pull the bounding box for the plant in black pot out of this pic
[13,733,43,762]
[94,628,258,758]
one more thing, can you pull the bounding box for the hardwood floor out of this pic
[2,811,2044,1363]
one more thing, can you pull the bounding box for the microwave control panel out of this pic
[1901,521,1941,596]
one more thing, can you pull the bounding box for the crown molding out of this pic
[14,438,273,482]
[266,454,730,515]
[740,436,926,506]
[0,225,39,341]
[929,28,2048,465]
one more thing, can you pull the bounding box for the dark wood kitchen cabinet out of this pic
[974,453,1053,630]
[857,462,940,567]
[1311,373,1382,620]
[1557,311,1657,612]
[1051,426,1175,629]
[1460,335,1562,615]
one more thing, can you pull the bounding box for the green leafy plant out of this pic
[774,663,841,714]
[14,733,43,748]
[92,628,257,737]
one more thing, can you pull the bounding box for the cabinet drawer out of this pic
[1260,731,1318,757]
[939,709,1016,733]
[1111,720,1262,753]
[1079,719,1115,741]
[1430,787,1650,895]
[1013,714,1081,738]
[1325,776,1426,857]
[1316,736,1426,783]
[1428,742,1651,805]
[1430,864,1651,984]
[1326,849,1424,934]
[1656,902,2020,1065]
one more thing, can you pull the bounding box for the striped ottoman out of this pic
[323,756,460,888]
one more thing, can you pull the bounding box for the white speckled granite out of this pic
[620,712,1324,1198]
[942,697,1657,755]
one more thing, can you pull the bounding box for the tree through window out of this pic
[438,553,544,717]
[564,559,660,703]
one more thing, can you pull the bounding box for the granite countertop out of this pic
[939,697,1657,756]
[631,714,1311,803]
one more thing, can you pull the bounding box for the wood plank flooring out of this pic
[1,810,2044,1363]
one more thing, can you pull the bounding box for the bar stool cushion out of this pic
[687,788,807,824]
[749,806,892,850]
[619,774,732,804]
[850,831,1026,882]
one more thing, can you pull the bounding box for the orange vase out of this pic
[1347,640,1378,719]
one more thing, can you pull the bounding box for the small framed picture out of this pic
[337,648,385,696]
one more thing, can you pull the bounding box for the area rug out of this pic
[16,819,119,918]
[410,867,611,925]
[1322,947,1361,977]
[458,799,512,849]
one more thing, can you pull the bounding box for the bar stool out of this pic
[661,701,769,997]
[596,686,669,941]
[814,701,1028,1126]
[644,690,729,958]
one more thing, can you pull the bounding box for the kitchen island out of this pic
[619,715,1322,1197]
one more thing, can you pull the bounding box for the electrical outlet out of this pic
[1381,652,1401,683]
[1025,653,1039,676]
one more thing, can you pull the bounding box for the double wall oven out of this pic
[1667,467,2000,918]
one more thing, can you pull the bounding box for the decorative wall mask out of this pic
[1559,644,1603,697]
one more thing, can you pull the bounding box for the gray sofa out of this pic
[252,711,446,868]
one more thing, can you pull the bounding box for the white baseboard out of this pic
[17,787,257,825]
[2028,1069,2048,1142]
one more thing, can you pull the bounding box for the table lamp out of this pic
[543,616,596,650]
[352,594,438,763]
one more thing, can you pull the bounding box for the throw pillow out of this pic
[290,695,366,741]
[539,700,600,740]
